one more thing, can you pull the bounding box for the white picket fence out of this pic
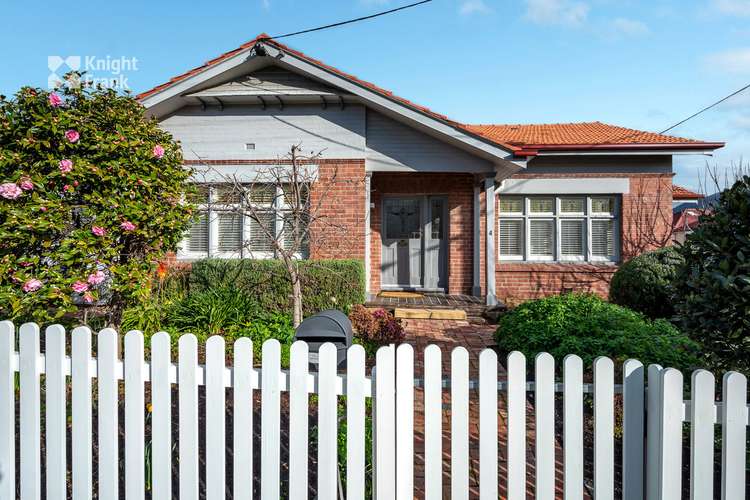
[0,321,747,499]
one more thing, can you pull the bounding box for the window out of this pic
[498,195,619,262]
[180,183,309,259]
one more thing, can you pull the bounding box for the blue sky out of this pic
[2,0,749,190]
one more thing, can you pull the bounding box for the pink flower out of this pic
[22,279,42,293]
[152,145,165,159]
[91,226,106,237]
[87,270,106,285]
[63,184,71,192]
[65,129,79,143]
[58,159,73,173]
[82,292,95,304]
[48,93,63,107]
[40,206,47,212]
[0,183,22,199]
[120,220,136,231]
[71,281,89,293]
[19,180,33,191]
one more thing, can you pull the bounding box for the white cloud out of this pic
[611,17,649,37]
[524,0,589,27]
[459,0,491,15]
[706,48,750,74]
[712,0,750,16]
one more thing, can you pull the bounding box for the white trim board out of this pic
[496,178,630,195]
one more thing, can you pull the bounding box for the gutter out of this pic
[513,142,726,157]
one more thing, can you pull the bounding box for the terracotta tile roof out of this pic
[672,184,704,200]
[137,34,725,156]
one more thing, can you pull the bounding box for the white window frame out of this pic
[498,194,620,263]
[177,183,307,260]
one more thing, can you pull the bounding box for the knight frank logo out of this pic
[47,55,138,90]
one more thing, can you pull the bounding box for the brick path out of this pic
[400,319,566,499]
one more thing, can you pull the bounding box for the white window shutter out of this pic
[187,213,209,252]
[217,213,242,252]
[591,219,615,257]
[499,219,524,257]
[529,220,554,257]
[560,220,584,258]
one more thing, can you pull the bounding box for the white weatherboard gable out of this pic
[140,41,521,176]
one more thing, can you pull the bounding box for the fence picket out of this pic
[374,344,395,500]
[658,368,683,500]
[233,338,253,500]
[593,357,614,500]
[71,327,93,500]
[261,339,281,499]
[289,341,309,499]
[178,334,199,500]
[44,325,66,500]
[318,343,338,500]
[535,353,555,500]
[479,349,498,500]
[622,359,644,500]
[346,344,366,500]
[563,354,584,500]
[423,344,442,500]
[206,336,226,500]
[646,364,663,500]
[19,323,41,500]
[690,370,715,500]
[98,328,119,500]
[396,343,414,500]
[451,347,469,500]
[0,321,13,500]
[150,332,172,500]
[124,331,145,500]
[721,372,747,500]
[507,351,526,500]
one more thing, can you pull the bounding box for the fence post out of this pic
[645,364,663,500]
[0,321,14,500]
[721,372,747,500]
[423,345,442,500]
[374,345,395,500]
[657,368,683,500]
[622,360,644,500]
[593,357,614,500]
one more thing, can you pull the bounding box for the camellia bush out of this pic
[0,80,194,325]
[674,176,750,374]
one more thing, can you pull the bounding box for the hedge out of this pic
[188,258,366,316]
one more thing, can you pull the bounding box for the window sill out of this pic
[496,261,619,273]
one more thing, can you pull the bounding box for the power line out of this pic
[659,82,750,134]
[261,0,433,41]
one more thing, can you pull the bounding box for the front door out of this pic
[381,196,447,290]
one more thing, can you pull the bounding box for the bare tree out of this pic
[192,144,361,326]
[620,173,674,259]
[698,158,750,199]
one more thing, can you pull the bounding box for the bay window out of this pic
[498,195,619,262]
[179,183,309,259]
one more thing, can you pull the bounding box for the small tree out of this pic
[201,144,358,326]
[674,174,750,374]
[0,80,193,325]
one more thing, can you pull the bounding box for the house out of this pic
[671,185,705,244]
[137,34,724,305]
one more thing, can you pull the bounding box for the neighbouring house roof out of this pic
[672,185,704,200]
[673,207,705,233]
[137,33,724,158]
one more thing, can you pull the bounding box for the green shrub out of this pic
[188,258,365,316]
[495,293,700,371]
[609,246,684,319]
[674,176,750,374]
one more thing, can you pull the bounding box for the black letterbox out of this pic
[294,309,353,368]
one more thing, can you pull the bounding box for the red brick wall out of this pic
[495,172,674,305]
[370,173,475,295]
[308,160,367,260]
